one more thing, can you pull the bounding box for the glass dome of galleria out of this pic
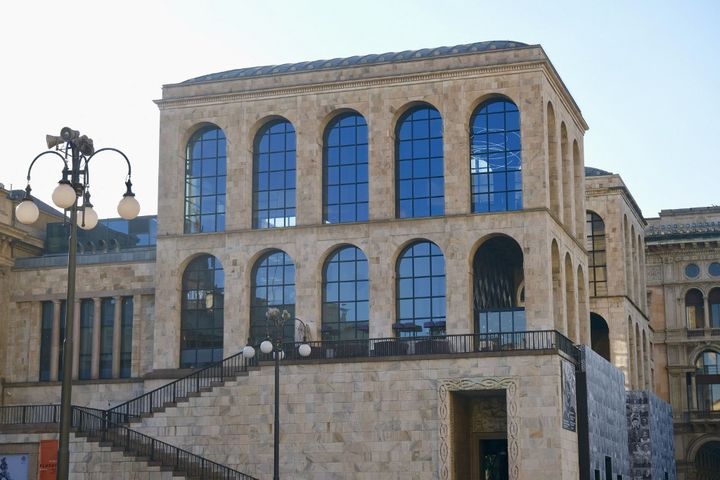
[182,41,530,84]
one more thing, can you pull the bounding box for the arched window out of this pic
[322,246,369,340]
[396,106,444,218]
[470,98,522,212]
[324,113,369,224]
[696,351,720,412]
[709,288,720,328]
[686,289,705,329]
[586,211,608,296]
[253,120,296,228]
[184,125,226,233]
[396,241,445,336]
[250,250,295,344]
[473,236,525,335]
[180,255,224,368]
[590,312,610,361]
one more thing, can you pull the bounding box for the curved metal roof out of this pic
[182,40,529,85]
[585,166,614,177]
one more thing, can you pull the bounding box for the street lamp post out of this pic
[242,308,311,480]
[15,127,140,480]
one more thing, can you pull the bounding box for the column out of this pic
[690,374,698,410]
[112,296,122,378]
[72,300,80,380]
[50,300,61,381]
[90,298,101,379]
[703,295,710,330]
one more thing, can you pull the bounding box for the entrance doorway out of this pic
[478,438,509,480]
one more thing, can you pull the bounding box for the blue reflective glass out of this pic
[181,255,224,368]
[250,251,296,344]
[396,241,445,336]
[324,113,369,224]
[254,120,296,228]
[471,99,522,213]
[322,246,369,340]
[185,125,227,233]
[396,106,444,218]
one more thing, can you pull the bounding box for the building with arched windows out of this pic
[0,41,684,479]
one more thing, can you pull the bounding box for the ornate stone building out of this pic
[646,207,720,479]
[0,41,678,479]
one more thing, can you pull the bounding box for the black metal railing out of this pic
[262,329,580,363]
[0,404,60,425]
[72,407,256,480]
[108,350,256,424]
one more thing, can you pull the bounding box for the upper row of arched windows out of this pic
[184,99,523,233]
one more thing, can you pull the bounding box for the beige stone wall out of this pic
[153,47,589,369]
[0,431,172,479]
[5,261,154,384]
[130,353,578,480]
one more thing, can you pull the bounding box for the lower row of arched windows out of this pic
[180,236,526,368]
[685,288,720,329]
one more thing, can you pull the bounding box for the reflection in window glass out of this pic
[99,298,115,379]
[709,288,720,329]
[696,351,720,411]
[254,120,296,228]
[324,113,369,224]
[185,126,226,233]
[586,212,608,296]
[39,302,53,381]
[710,262,720,277]
[396,241,445,337]
[396,106,444,218]
[470,99,522,212]
[181,255,224,368]
[120,296,133,378]
[79,299,94,380]
[322,246,369,340]
[686,263,700,278]
[686,289,705,329]
[250,251,296,344]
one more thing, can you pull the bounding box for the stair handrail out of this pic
[73,406,257,480]
[108,350,256,424]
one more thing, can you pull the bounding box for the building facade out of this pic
[0,41,681,479]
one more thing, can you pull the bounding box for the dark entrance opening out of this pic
[590,312,610,361]
[479,438,509,480]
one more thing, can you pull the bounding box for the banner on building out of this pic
[38,440,58,480]
[0,453,29,480]
[561,360,577,432]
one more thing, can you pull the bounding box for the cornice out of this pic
[156,61,545,109]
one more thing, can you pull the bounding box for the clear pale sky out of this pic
[2,0,718,218]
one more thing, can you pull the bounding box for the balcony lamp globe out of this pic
[15,199,39,225]
[52,181,76,209]
[260,340,273,354]
[78,206,99,230]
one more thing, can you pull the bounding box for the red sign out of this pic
[38,440,58,480]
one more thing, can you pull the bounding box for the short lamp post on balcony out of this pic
[15,127,140,480]
[241,308,311,480]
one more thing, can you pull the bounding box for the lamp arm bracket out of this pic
[85,147,133,179]
[25,151,69,183]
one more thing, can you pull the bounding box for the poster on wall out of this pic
[0,454,29,480]
[561,359,577,432]
[38,440,58,480]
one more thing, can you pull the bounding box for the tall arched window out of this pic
[250,250,295,344]
[322,246,369,340]
[181,255,224,368]
[590,312,610,361]
[253,120,296,228]
[473,236,525,335]
[709,288,720,328]
[470,98,522,212]
[686,289,705,329]
[184,125,226,233]
[586,211,608,296]
[696,351,720,411]
[396,240,445,336]
[396,106,444,218]
[324,113,369,224]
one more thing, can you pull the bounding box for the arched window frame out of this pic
[470,98,522,213]
[695,350,720,412]
[586,211,608,296]
[395,105,444,219]
[250,250,296,344]
[395,240,446,337]
[180,255,224,368]
[184,125,227,233]
[709,288,720,328]
[253,119,296,229]
[322,245,369,340]
[323,113,369,224]
[686,288,705,330]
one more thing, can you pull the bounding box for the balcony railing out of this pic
[261,329,580,363]
[0,404,60,425]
